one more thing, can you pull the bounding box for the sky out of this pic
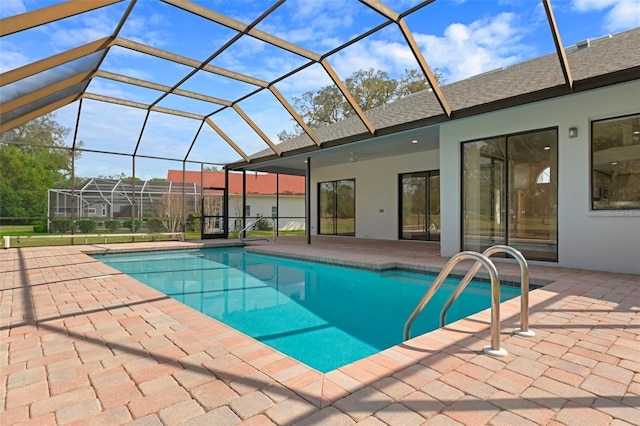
[1,0,639,179]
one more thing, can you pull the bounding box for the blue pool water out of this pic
[95,247,519,372]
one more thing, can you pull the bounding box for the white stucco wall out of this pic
[440,80,640,274]
[310,81,639,274]
[311,151,440,240]
[229,195,305,230]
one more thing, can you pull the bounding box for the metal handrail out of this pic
[238,217,276,243]
[403,251,507,356]
[439,245,534,337]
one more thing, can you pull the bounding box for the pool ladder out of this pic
[403,245,535,357]
[239,217,276,244]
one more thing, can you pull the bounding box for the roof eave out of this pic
[227,66,640,171]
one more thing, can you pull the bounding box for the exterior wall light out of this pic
[568,126,578,138]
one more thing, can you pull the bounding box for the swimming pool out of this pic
[95,247,520,372]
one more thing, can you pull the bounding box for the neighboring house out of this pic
[228,28,640,274]
[49,173,304,232]
[166,170,305,231]
[49,178,199,221]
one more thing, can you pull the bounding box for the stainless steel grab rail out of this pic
[403,251,507,356]
[239,217,276,243]
[440,245,535,337]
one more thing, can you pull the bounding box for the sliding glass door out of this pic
[318,179,355,236]
[462,128,558,261]
[400,171,440,241]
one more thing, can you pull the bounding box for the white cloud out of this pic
[572,0,640,32]
[210,35,310,82]
[48,11,117,51]
[330,39,415,77]
[119,14,173,49]
[260,0,362,52]
[599,0,640,32]
[276,63,335,94]
[572,0,621,11]
[413,12,530,82]
[0,0,26,18]
[278,11,535,88]
[498,0,527,5]
[0,47,30,72]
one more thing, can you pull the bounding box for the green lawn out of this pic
[0,225,34,233]
[319,218,355,234]
[2,234,183,248]
[1,227,305,248]
[229,230,305,239]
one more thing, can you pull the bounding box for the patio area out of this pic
[1,236,639,425]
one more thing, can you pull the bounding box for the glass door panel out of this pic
[462,138,506,252]
[318,179,355,236]
[462,129,558,261]
[336,180,355,235]
[428,172,441,241]
[400,171,440,241]
[507,129,558,260]
[401,175,427,240]
[319,182,335,234]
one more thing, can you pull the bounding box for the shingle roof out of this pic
[245,27,640,163]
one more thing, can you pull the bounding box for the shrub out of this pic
[77,220,97,233]
[104,220,121,232]
[51,219,72,233]
[124,218,143,232]
[186,211,200,232]
[146,219,165,233]
[256,218,273,231]
[32,221,47,233]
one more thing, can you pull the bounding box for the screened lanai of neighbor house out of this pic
[1,0,639,273]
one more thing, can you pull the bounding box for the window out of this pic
[462,128,558,261]
[244,205,251,217]
[592,113,640,210]
[101,204,107,216]
[318,179,355,236]
[271,206,277,218]
[536,167,551,184]
[400,171,440,241]
[84,208,96,215]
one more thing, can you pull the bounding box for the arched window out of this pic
[536,166,550,184]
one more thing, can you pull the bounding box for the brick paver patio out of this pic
[1,236,638,425]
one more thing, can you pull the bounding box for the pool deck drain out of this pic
[1,236,638,425]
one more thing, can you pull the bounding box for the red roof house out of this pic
[166,171,305,196]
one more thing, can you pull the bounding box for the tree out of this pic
[152,193,185,233]
[278,68,444,141]
[96,173,143,181]
[398,68,442,97]
[97,172,127,180]
[345,68,399,114]
[0,114,76,221]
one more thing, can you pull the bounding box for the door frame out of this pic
[459,127,558,261]
[398,170,440,241]
[201,186,228,239]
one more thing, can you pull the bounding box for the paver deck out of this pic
[1,236,638,425]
